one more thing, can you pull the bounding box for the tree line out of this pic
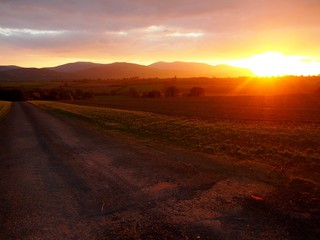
[0,87,94,101]
[127,86,205,98]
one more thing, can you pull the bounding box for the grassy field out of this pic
[0,101,12,121]
[69,94,320,123]
[31,100,320,183]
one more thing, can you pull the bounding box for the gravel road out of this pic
[0,102,313,239]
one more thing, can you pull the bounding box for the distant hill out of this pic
[48,62,104,73]
[50,61,253,78]
[0,68,76,81]
[149,61,253,78]
[0,65,21,72]
[76,62,177,79]
[0,61,253,81]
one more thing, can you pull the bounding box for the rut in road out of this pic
[0,102,168,239]
[0,102,231,239]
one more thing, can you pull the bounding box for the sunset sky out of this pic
[1,0,320,75]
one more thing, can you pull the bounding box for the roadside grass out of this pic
[0,101,12,121]
[31,101,320,183]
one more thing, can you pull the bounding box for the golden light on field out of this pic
[229,52,320,77]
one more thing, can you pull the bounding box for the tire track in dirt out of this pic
[0,102,145,239]
[0,102,218,239]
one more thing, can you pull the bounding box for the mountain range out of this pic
[0,61,253,81]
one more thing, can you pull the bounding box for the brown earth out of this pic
[0,102,318,239]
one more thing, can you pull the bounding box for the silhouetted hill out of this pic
[0,61,254,81]
[48,62,104,73]
[76,62,175,79]
[0,65,21,72]
[75,62,253,79]
[0,68,76,81]
[149,61,253,77]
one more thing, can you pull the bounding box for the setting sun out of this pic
[229,52,320,77]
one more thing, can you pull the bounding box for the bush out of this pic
[128,88,140,98]
[142,90,162,98]
[165,86,179,97]
[188,87,205,97]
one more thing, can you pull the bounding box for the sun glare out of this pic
[229,52,320,77]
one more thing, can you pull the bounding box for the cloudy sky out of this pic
[1,0,320,69]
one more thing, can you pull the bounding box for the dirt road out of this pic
[0,102,317,239]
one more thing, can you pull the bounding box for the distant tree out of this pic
[143,90,162,98]
[0,88,26,101]
[31,91,41,100]
[188,87,205,97]
[83,91,94,99]
[75,89,84,98]
[68,93,75,100]
[165,86,179,97]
